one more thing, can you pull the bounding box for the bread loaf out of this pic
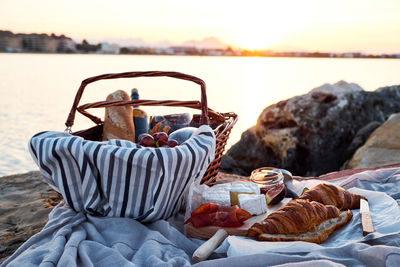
[102,90,135,142]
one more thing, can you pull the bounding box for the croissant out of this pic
[298,183,366,210]
[247,199,353,244]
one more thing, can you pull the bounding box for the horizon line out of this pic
[1,28,400,56]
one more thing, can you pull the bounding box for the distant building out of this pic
[0,30,77,53]
[51,33,76,53]
[19,33,58,52]
[162,47,175,55]
[203,49,223,56]
[170,46,199,55]
[99,42,120,54]
[0,30,23,52]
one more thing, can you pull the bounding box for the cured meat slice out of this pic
[185,203,251,227]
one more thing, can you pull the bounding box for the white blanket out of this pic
[3,168,400,266]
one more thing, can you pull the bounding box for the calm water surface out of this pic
[1,53,400,176]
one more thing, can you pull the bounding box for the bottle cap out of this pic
[131,88,139,99]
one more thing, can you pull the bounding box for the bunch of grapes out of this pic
[137,132,179,148]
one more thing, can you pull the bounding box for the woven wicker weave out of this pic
[65,71,237,185]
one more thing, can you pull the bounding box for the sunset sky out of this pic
[1,0,400,53]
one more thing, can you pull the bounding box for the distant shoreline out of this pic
[2,30,399,59]
[1,51,400,59]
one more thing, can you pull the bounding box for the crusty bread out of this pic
[257,210,352,244]
[102,90,135,142]
[247,199,353,244]
[299,183,366,210]
[248,200,341,237]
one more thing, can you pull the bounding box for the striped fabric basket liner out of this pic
[29,125,215,222]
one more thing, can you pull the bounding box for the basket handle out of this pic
[65,71,209,130]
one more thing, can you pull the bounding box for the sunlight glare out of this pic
[235,26,283,50]
[230,1,311,50]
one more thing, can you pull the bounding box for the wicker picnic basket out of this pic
[64,71,238,185]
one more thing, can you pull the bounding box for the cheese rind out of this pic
[201,189,231,206]
[238,194,267,215]
[201,182,260,207]
[229,182,260,194]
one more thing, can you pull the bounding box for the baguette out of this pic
[102,90,135,142]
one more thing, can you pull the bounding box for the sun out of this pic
[226,2,311,51]
[231,18,288,51]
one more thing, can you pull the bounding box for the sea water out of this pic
[1,53,400,176]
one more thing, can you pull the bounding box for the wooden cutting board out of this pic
[185,198,291,239]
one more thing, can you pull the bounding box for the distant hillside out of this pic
[91,36,229,49]
[180,37,228,49]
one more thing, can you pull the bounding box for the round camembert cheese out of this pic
[201,182,266,215]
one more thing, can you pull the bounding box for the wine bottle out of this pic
[131,88,149,142]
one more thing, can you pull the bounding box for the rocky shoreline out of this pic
[221,81,400,176]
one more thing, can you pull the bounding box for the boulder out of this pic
[221,82,400,176]
[345,113,400,169]
[342,121,382,162]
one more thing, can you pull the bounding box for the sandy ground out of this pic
[0,171,62,263]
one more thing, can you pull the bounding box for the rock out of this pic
[222,82,400,176]
[0,171,62,263]
[342,121,382,162]
[345,113,400,169]
[219,155,248,176]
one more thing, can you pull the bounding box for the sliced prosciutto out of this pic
[185,203,251,228]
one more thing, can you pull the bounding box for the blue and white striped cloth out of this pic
[28,125,215,222]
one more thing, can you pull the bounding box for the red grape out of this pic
[153,132,169,147]
[167,139,179,148]
[138,134,156,147]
